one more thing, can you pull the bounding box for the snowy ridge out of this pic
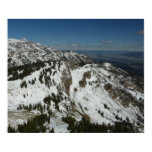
[8,38,92,68]
[8,63,144,132]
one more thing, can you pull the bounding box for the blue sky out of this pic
[8,19,144,51]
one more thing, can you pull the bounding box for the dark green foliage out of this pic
[28,104,32,112]
[20,81,27,88]
[104,83,112,91]
[58,62,61,69]
[8,62,45,81]
[126,117,130,122]
[104,104,110,110]
[52,61,56,69]
[8,125,16,133]
[44,76,51,88]
[16,101,53,119]
[48,109,52,116]
[114,114,122,121]
[98,110,104,117]
[38,65,58,88]
[49,92,63,111]
[62,115,135,133]
[17,103,44,113]
[74,88,78,92]
[115,115,119,120]
[43,95,51,105]
[17,104,29,111]
[78,62,87,67]
[62,116,76,125]
[136,113,144,124]
[8,114,50,133]
[49,128,54,133]
[31,79,36,85]
[16,114,50,133]
[8,114,135,133]
[43,104,46,110]
[39,73,43,83]
[101,112,104,117]
[17,104,22,110]
[111,121,134,133]
[135,101,144,114]
[53,71,56,76]
[63,116,109,133]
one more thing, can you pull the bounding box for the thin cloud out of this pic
[100,40,117,47]
[70,43,80,47]
[103,40,115,44]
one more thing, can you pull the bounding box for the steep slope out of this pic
[8,39,144,133]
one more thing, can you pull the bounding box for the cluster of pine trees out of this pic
[28,78,36,85]
[62,115,136,133]
[98,109,104,117]
[20,81,27,88]
[20,78,36,89]
[104,104,110,110]
[17,103,44,113]
[38,61,62,88]
[43,92,63,111]
[8,114,53,133]
[8,61,46,81]
[17,102,53,116]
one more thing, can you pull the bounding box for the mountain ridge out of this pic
[8,38,144,133]
[8,38,92,68]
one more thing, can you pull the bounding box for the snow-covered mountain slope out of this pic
[8,38,92,68]
[8,39,144,133]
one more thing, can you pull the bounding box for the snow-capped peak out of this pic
[8,38,92,68]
